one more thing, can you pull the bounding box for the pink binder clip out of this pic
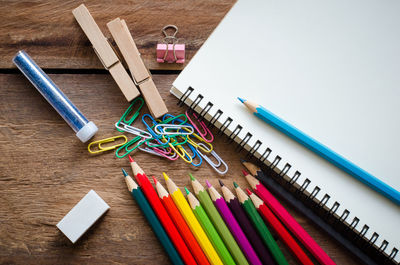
[156,25,185,64]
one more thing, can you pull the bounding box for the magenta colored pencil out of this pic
[206,180,262,265]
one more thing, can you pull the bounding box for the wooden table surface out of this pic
[0,1,359,264]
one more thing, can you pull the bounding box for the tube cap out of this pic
[76,121,98,143]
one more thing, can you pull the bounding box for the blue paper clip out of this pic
[116,97,144,132]
[142,114,170,146]
[187,143,203,167]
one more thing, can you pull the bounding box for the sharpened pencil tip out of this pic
[240,158,247,164]
[238,97,246,104]
[242,169,249,176]
[205,180,212,188]
[189,173,195,181]
[218,179,224,187]
[152,176,157,184]
[163,172,169,181]
[184,187,190,195]
[246,188,253,195]
[233,181,239,188]
[128,155,134,163]
[121,168,128,177]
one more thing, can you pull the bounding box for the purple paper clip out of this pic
[185,110,214,142]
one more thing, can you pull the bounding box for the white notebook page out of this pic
[172,0,400,259]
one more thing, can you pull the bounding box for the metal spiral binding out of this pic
[177,87,399,265]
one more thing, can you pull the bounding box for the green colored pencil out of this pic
[185,188,236,265]
[234,182,288,265]
[122,169,184,265]
[190,174,249,265]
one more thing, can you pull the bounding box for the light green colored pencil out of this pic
[186,188,236,265]
[190,174,249,265]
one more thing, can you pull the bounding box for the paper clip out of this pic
[88,135,128,154]
[187,143,203,167]
[168,138,193,163]
[115,122,152,139]
[139,145,179,161]
[162,113,188,125]
[115,136,146,158]
[185,110,214,142]
[154,124,194,135]
[116,97,144,132]
[142,114,170,145]
[185,129,213,153]
[196,143,228,174]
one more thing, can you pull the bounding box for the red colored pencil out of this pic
[247,189,313,265]
[243,169,335,265]
[154,176,210,265]
[129,156,197,265]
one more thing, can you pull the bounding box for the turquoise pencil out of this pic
[122,169,184,265]
[238,97,400,205]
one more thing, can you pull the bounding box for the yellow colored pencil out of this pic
[163,173,223,265]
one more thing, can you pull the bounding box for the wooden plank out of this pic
[1,0,235,70]
[0,73,360,264]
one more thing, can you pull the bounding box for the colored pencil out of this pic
[248,189,313,265]
[243,167,335,265]
[234,183,288,265]
[164,172,224,265]
[190,174,249,265]
[242,161,376,265]
[121,169,184,265]
[128,156,196,265]
[238,97,400,206]
[207,180,263,265]
[154,177,210,265]
[186,187,236,265]
[220,180,274,265]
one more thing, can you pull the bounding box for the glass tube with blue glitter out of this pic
[13,50,98,142]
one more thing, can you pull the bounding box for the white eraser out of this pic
[57,190,110,243]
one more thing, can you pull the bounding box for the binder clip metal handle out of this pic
[157,25,185,64]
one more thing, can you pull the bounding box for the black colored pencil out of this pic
[241,160,380,265]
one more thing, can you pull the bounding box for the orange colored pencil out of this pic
[129,156,197,265]
[154,176,210,265]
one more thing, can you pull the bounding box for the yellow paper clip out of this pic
[168,138,192,163]
[88,135,128,154]
[185,128,213,153]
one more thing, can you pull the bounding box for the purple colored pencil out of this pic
[206,180,263,265]
[219,180,275,265]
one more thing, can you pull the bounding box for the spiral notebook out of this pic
[171,0,400,263]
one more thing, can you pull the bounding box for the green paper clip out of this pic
[116,97,144,132]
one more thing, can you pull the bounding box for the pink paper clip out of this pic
[185,110,214,142]
[156,25,185,64]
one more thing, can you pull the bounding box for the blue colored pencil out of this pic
[238,97,400,205]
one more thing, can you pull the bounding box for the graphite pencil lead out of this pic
[122,168,128,177]
[218,179,225,187]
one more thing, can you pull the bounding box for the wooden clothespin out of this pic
[107,18,168,118]
[72,4,140,102]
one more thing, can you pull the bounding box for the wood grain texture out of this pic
[0,0,235,70]
[0,73,360,264]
